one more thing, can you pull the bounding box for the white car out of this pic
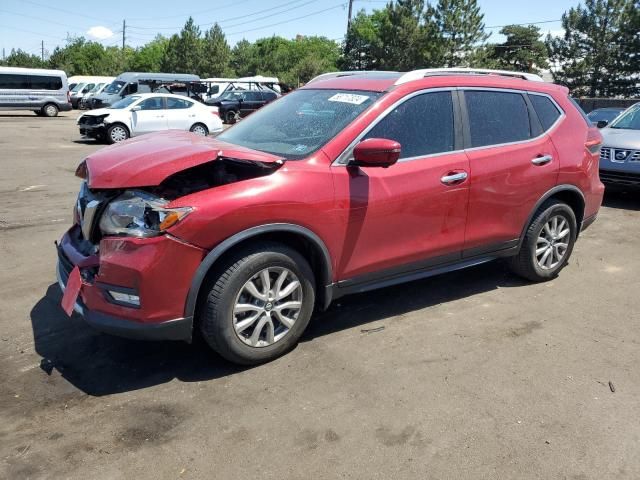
[77,93,223,144]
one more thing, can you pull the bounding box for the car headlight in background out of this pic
[99,190,192,238]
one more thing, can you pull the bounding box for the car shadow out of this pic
[31,261,526,397]
[602,189,640,211]
[72,139,100,145]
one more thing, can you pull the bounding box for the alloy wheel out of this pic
[535,215,570,270]
[232,267,303,347]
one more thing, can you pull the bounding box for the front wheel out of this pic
[200,243,316,365]
[106,123,130,144]
[508,200,577,282]
[190,123,208,136]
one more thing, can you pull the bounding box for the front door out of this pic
[131,96,168,135]
[460,89,560,254]
[331,90,470,282]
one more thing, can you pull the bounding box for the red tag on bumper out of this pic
[61,266,82,317]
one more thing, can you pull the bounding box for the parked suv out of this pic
[598,103,640,188]
[205,89,279,124]
[57,68,604,365]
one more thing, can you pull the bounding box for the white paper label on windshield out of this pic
[328,93,370,105]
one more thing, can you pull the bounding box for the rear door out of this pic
[331,90,470,282]
[461,89,560,255]
[165,96,195,130]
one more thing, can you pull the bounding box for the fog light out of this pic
[108,291,140,307]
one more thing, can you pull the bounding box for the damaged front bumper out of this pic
[78,123,107,138]
[56,225,206,342]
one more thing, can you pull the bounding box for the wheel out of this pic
[200,243,316,365]
[225,110,237,124]
[106,123,129,144]
[508,200,577,282]
[190,123,208,136]
[42,103,59,117]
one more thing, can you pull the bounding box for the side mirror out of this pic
[131,105,141,112]
[596,120,609,128]
[351,138,401,168]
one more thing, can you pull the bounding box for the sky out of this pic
[0,0,581,59]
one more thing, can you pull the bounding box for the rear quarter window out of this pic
[529,94,562,131]
[465,90,531,148]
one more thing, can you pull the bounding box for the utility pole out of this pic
[347,0,354,31]
[41,40,44,62]
[122,19,126,50]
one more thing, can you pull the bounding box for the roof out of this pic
[302,69,565,95]
[0,66,67,77]
[115,72,200,82]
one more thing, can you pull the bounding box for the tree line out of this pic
[2,0,638,96]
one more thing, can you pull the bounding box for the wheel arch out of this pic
[184,223,334,321]
[518,184,585,248]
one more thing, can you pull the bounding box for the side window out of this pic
[529,94,562,131]
[245,92,260,101]
[0,74,30,89]
[364,91,455,159]
[166,97,193,109]
[30,75,63,90]
[465,91,531,147]
[138,97,164,110]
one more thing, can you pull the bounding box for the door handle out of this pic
[531,154,553,165]
[441,172,468,185]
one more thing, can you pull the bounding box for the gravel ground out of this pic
[1,111,639,479]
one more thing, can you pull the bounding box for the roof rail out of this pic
[307,71,396,84]
[395,68,544,85]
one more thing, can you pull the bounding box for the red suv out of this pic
[57,68,604,364]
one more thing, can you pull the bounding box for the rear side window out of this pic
[166,97,193,109]
[30,75,63,90]
[465,91,531,147]
[529,94,561,131]
[364,91,454,159]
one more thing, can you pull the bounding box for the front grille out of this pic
[600,169,640,186]
[79,115,101,125]
[76,182,104,243]
[602,147,640,163]
[600,148,610,161]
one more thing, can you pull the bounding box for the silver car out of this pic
[599,103,640,189]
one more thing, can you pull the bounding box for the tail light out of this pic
[210,107,220,118]
[585,127,603,155]
[67,90,71,103]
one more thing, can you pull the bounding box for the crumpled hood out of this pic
[83,130,285,189]
[601,128,640,150]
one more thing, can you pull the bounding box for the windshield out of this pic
[104,80,126,94]
[588,109,623,123]
[89,83,104,94]
[217,89,382,159]
[71,83,85,92]
[110,95,141,109]
[610,105,640,130]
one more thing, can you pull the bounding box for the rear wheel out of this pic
[42,103,59,117]
[508,200,577,282]
[106,123,129,144]
[200,243,316,365]
[190,123,208,136]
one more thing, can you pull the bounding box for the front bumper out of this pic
[56,225,206,341]
[599,147,640,188]
[78,123,107,137]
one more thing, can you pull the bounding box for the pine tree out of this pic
[426,0,489,67]
[200,24,232,77]
[547,0,640,97]
[481,25,549,73]
[162,17,202,74]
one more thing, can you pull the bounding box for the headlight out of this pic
[99,190,191,238]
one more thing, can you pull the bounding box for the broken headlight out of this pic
[99,190,191,238]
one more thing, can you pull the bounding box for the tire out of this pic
[42,103,59,117]
[33,110,42,116]
[200,242,316,365]
[508,199,577,282]
[225,110,237,124]
[106,123,130,144]
[190,123,208,136]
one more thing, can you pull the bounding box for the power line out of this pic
[485,19,561,29]
[126,0,254,21]
[128,0,314,31]
[19,0,120,25]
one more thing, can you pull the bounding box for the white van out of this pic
[0,66,72,116]
[69,76,115,108]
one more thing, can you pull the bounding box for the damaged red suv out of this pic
[57,68,604,364]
